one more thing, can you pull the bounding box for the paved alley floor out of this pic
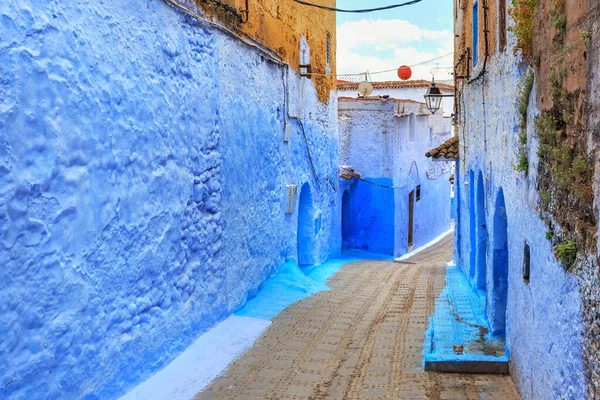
[196,234,520,399]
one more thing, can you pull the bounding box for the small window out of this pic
[498,0,507,51]
[523,242,531,283]
[326,33,331,70]
[473,0,479,66]
[409,113,416,143]
[416,185,421,202]
[315,214,322,235]
[429,127,433,146]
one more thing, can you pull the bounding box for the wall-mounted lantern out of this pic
[423,78,453,115]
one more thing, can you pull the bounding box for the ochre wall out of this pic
[533,0,589,110]
[197,0,336,103]
[454,0,510,79]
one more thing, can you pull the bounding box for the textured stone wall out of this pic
[453,4,588,397]
[584,7,600,397]
[0,0,337,398]
[338,98,452,257]
[455,54,587,400]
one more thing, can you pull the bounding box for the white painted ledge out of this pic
[120,315,271,400]
[395,229,454,262]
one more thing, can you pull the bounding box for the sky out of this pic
[336,0,454,82]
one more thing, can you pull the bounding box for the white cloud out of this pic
[337,19,451,50]
[336,18,454,82]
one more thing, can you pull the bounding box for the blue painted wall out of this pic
[453,36,586,398]
[0,1,338,398]
[341,178,395,255]
[338,98,452,258]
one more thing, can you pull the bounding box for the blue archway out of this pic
[475,171,487,289]
[298,182,314,266]
[490,188,509,334]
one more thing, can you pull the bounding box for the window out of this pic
[315,214,322,235]
[416,185,421,201]
[326,33,331,71]
[429,127,433,146]
[473,0,479,66]
[523,242,530,283]
[499,0,507,51]
[409,113,416,143]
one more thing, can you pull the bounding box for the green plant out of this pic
[552,142,574,190]
[508,0,537,63]
[572,155,588,175]
[515,72,534,173]
[515,150,529,172]
[556,239,577,265]
[528,0,596,272]
[580,25,592,44]
[562,109,574,125]
[550,6,567,34]
[540,189,551,210]
[536,113,557,160]
[518,72,535,117]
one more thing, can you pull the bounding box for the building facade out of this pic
[338,80,455,117]
[0,1,338,398]
[453,0,600,398]
[338,97,453,258]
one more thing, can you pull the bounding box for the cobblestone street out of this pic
[196,234,520,399]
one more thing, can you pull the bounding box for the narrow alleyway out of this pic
[196,234,520,399]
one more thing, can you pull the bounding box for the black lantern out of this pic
[424,79,444,114]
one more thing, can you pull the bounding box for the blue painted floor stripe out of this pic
[235,251,392,321]
[424,263,508,366]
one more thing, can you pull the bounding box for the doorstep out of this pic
[423,264,509,374]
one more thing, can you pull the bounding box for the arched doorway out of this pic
[298,182,314,266]
[490,189,509,335]
[469,170,476,283]
[475,171,487,289]
[341,190,351,250]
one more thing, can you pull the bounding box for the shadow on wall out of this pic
[475,171,487,290]
[469,169,476,283]
[342,190,351,249]
[339,179,395,255]
[490,188,508,335]
[298,182,314,266]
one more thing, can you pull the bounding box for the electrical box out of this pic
[285,184,298,214]
[284,123,291,142]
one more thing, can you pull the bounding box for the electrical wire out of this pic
[297,119,323,185]
[293,0,424,13]
[358,178,407,189]
[324,53,454,79]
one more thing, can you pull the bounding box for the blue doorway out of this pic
[475,172,487,289]
[490,189,509,335]
[469,170,476,283]
[298,182,314,266]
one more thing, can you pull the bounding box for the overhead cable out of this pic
[330,53,454,78]
[293,0,424,13]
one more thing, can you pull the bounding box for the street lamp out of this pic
[424,78,444,115]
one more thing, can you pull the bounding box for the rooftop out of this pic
[338,96,425,105]
[338,79,454,93]
[425,135,459,159]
